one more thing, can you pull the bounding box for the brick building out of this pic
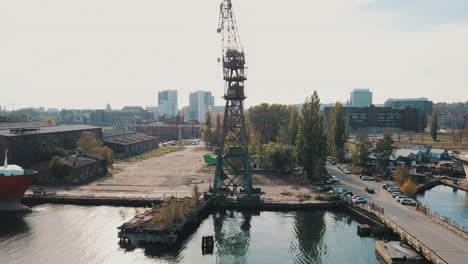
[126,122,201,141]
[90,106,154,127]
[61,153,108,184]
[324,105,426,132]
[0,124,102,167]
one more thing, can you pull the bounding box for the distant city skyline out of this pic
[1,1,467,110]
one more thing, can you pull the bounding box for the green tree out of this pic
[430,112,438,141]
[49,156,65,178]
[328,102,347,162]
[247,103,289,144]
[296,91,328,182]
[287,106,299,146]
[52,147,68,157]
[202,111,213,148]
[259,143,296,171]
[352,129,371,168]
[374,129,394,174]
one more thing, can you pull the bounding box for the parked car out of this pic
[343,169,351,174]
[343,191,353,197]
[351,195,361,200]
[392,191,403,198]
[361,176,375,181]
[352,197,368,204]
[382,184,394,189]
[329,187,346,194]
[365,187,375,193]
[318,185,334,192]
[387,187,400,193]
[400,198,416,205]
[395,196,406,202]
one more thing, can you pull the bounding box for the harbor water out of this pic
[417,184,468,227]
[0,204,385,264]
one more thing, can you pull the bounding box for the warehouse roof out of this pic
[103,130,156,146]
[0,125,101,137]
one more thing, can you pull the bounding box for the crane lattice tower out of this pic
[213,0,260,200]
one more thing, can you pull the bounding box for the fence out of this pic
[426,208,468,233]
[342,196,448,264]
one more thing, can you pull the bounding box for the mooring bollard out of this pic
[202,235,214,255]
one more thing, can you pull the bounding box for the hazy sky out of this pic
[1,0,467,110]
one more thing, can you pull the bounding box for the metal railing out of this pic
[340,196,448,264]
[426,208,468,233]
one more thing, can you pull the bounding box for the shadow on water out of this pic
[118,208,257,262]
[0,214,30,237]
[213,209,256,264]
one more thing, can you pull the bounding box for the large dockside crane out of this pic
[212,0,260,200]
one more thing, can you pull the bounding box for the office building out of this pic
[188,91,215,122]
[384,98,433,116]
[351,89,372,107]
[158,90,178,117]
[323,105,426,132]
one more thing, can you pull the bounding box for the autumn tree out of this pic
[77,131,103,153]
[296,91,328,182]
[374,129,394,174]
[328,102,347,163]
[401,180,418,198]
[97,146,114,168]
[430,112,438,141]
[212,112,223,147]
[394,164,410,186]
[42,117,56,125]
[76,131,114,167]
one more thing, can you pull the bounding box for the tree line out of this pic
[201,91,347,183]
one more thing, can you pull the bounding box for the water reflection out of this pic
[0,215,30,236]
[294,210,326,264]
[0,205,384,264]
[417,184,468,227]
[214,209,256,264]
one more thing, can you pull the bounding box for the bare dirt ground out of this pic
[27,145,313,203]
[27,145,212,199]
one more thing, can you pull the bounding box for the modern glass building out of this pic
[384,98,433,116]
[188,91,215,122]
[350,89,372,107]
[158,90,178,117]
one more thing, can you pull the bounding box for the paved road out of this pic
[327,163,468,264]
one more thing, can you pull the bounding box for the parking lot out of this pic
[325,162,468,264]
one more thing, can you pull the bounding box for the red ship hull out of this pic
[0,170,37,212]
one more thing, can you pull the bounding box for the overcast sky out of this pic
[1,0,467,110]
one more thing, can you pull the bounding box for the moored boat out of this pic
[0,151,37,212]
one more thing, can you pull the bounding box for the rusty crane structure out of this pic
[212,0,260,200]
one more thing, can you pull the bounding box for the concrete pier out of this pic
[376,241,423,264]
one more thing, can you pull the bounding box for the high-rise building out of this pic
[158,90,178,117]
[350,89,372,107]
[384,98,433,116]
[188,91,215,122]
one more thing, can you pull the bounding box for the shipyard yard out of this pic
[25,145,313,203]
